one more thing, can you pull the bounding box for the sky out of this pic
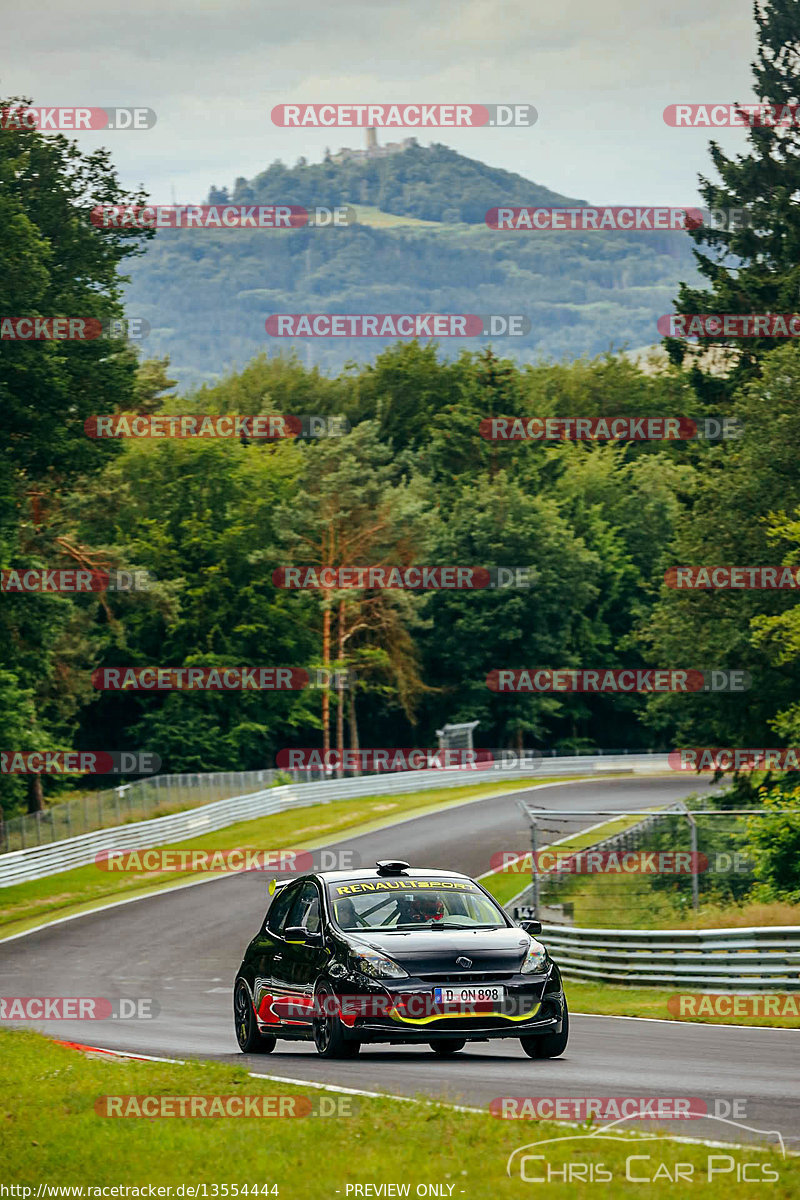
[3,0,759,207]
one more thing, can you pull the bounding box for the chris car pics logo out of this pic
[506,1114,784,1184]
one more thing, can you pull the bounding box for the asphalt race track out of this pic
[1,775,797,1151]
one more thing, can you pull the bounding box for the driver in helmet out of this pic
[400,892,445,923]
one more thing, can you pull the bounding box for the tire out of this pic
[234,979,277,1054]
[313,982,361,1058]
[520,1002,569,1059]
[429,1040,466,1056]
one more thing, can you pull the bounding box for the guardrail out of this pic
[539,924,800,990]
[0,747,667,854]
[0,752,669,888]
[0,769,285,854]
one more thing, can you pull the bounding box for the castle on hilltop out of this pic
[325,127,418,165]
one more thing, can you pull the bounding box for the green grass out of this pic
[0,1030,792,1195]
[559,869,800,931]
[351,204,447,229]
[480,813,653,907]
[0,776,581,940]
[566,978,800,1028]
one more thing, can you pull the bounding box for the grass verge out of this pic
[0,1030,792,1195]
[565,978,800,1028]
[0,776,580,940]
[562,871,800,931]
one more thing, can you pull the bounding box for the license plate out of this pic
[433,985,505,1005]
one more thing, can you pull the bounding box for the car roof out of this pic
[316,866,474,883]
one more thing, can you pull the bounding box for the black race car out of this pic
[233,860,568,1058]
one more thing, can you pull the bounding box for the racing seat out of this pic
[335,897,359,929]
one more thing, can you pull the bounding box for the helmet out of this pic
[403,892,444,923]
[335,898,358,928]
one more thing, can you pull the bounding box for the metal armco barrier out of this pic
[0,753,668,888]
[540,924,800,990]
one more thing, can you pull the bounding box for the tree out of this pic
[747,785,800,902]
[666,0,800,393]
[0,96,152,813]
[273,422,431,761]
[131,356,177,414]
[76,435,318,772]
[642,343,800,757]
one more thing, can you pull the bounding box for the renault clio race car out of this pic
[233,860,568,1058]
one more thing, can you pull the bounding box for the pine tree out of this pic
[667,0,800,391]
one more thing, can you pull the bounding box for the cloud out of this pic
[2,0,758,207]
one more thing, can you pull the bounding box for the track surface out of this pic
[1,775,797,1149]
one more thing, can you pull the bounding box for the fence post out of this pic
[530,818,540,919]
[689,816,699,913]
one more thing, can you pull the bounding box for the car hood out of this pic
[347,926,533,975]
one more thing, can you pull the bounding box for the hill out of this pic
[123,146,700,389]
[213,141,586,224]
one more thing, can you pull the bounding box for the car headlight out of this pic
[350,949,408,980]
[520,938,548,974]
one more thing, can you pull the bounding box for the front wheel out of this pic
[429,1040,466,1056]
[520,1002,569,1059]
[234,979,277,1054]
[313,983,361,1058]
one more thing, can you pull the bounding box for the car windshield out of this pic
[327,878,507,930]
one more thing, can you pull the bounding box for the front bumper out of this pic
[337,976,565,1043]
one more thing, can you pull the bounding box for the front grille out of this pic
[422,1015,523,1031]
[417,972,515,983]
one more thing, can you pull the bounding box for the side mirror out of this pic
[513,905,541,934]
[284,926,323,945]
